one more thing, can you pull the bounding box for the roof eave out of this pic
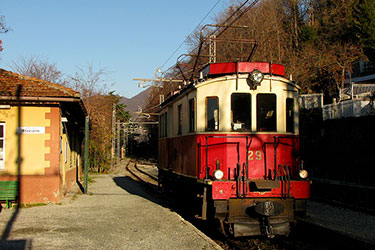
[0,95,87,116]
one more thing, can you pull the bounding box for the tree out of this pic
[11,56,67,84]
[67,64,110,100]
[353,0,375,59]
[142,0,366,108]
[68,65,130,172]
[0,15,10,55]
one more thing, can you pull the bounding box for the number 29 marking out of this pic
[248,150,262,161]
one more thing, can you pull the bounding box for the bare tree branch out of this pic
[10,56,67,85]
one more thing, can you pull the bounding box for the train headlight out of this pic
[299,169,308,179]
[247,69,264,90]
[213,170,224,180]
[251,69,264,83]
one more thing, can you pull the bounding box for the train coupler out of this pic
[261,217,275,238]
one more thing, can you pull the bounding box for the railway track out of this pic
[123,160,275,249]
[134,163,158,182]
[126,160,159,192]
[123,159,374,250]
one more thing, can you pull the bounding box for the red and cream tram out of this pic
[158,61,310,237]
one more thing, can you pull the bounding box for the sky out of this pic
[0,0,231,98]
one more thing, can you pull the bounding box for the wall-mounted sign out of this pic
[17,127,45,134]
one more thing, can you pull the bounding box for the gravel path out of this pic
[0,161,220,249]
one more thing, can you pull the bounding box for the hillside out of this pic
[120,88,151,118]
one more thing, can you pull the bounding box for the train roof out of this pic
[200,62,285,78]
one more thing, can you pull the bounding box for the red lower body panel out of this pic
[159,132,309,201]
[159,133,300,179]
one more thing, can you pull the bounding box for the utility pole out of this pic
[84,116,89,194]
[111,103,116,169]
[124,123,128,157]
[116,120,120,164]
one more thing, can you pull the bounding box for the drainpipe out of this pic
[84,116,89,194]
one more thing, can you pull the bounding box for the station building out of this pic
[0,69,87,204]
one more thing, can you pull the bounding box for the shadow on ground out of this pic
[0,239,32,250]
[112,176,169,208]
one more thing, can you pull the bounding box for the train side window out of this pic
[231,93,251,131]
[207,97,219,131]
[286,98,295,133]
[189,99,195,132]
[159,114,163,137]
[178,104,182,135]
[160,113,166,137]
[257,94,276,131]
[164,112,168,137]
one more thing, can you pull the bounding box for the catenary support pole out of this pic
[111,103,115,168]
[84,116,89,194]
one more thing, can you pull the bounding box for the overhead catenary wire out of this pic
[160,0,222,70]
[162,0,260,76]
[208,0,251,37]
[212,0,260,38]
[186,0,260,80]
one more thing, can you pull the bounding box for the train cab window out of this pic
[231,93,251,131]
[257,94,276,131]
[189,99,195,132]
[286,98,295,133]
[178,104,182,135]
[207,97,219,131]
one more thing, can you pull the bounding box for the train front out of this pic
[196,62,310,237]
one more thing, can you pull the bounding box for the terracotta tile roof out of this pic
[0,68,80,98]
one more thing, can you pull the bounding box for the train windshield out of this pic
[231,93,251,131]
[257,94,276,131]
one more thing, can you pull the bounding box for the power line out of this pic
[160,0,222,69]
[160,0,260,79]
[213,0,260,38]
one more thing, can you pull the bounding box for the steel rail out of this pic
[126,160,159,191]
[134,163,158,181]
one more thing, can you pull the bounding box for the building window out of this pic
[0,123,5,170]
[231,93,251,131]
[257,94,276,131]
[207,97,219,131]
[189,99,195,132]
[178,104,182,135]
[286,98,295,133]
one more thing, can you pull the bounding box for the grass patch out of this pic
[79,175,96,185]
[72,194,78,201]
[87,176,95,183]
[13,203,48,208]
